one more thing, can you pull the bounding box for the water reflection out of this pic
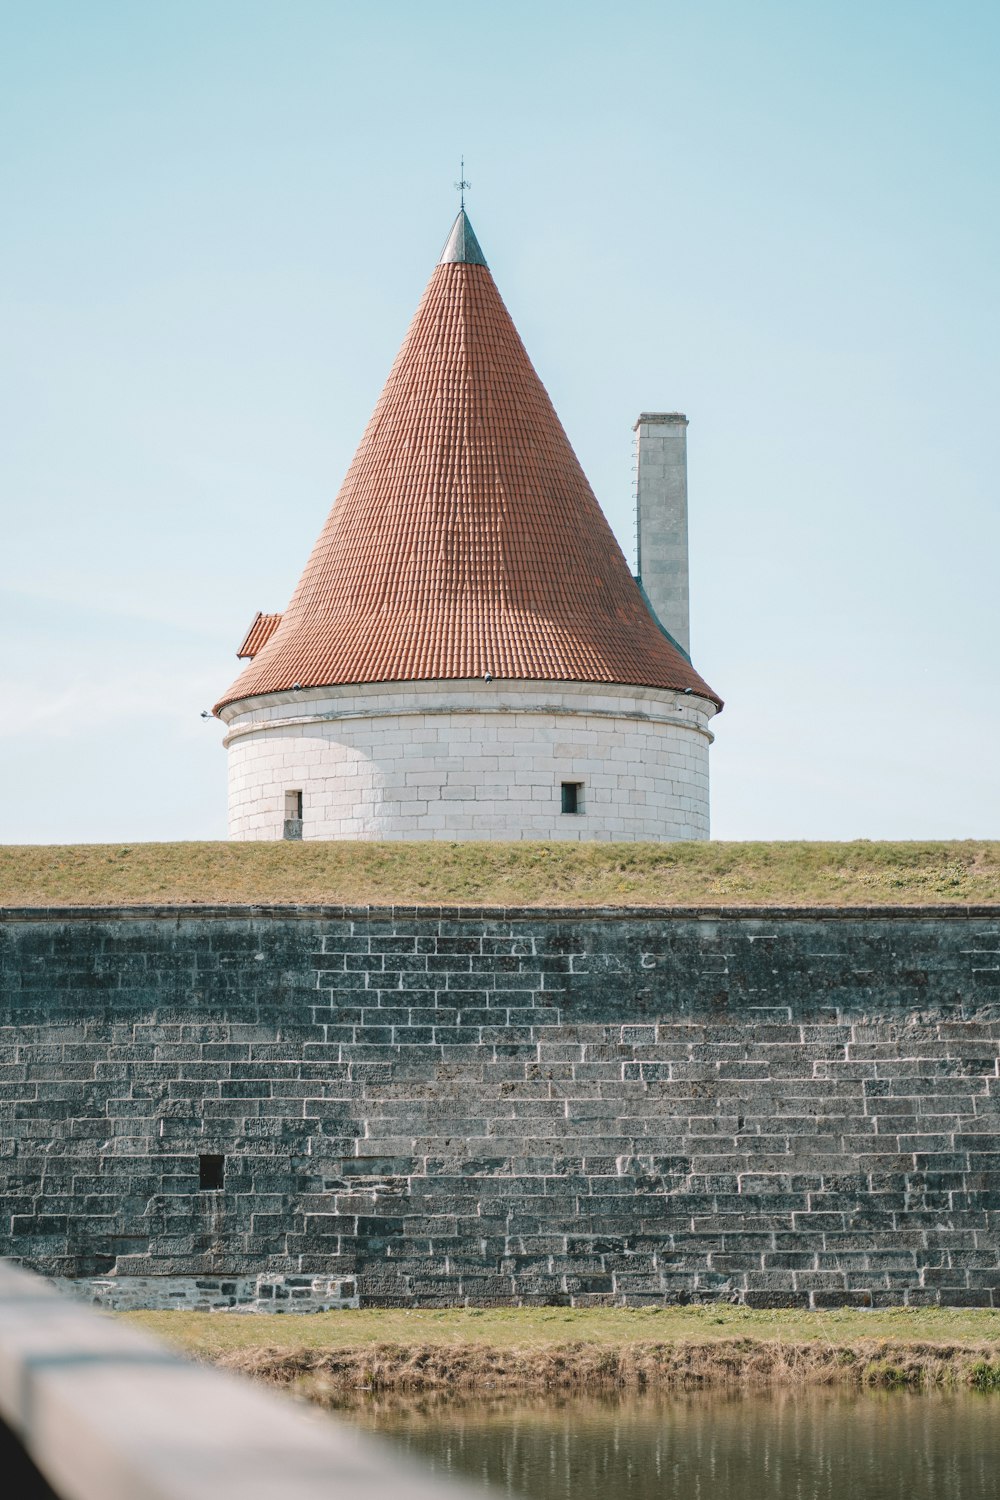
[342,1389,1000,1499]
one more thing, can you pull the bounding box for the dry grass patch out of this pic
[220,1339,1000,1400]
[120,1306,1000,1398]
[3,840,1000,908]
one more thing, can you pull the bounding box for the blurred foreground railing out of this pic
[0,1261,494,1500]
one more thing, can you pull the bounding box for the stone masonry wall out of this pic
[2,905,1000,1310]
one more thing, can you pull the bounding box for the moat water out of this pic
[350,1389,1000,1499]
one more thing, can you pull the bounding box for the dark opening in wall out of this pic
[199,1154,225,1191]
[283,789,303,841]
[561,782,583,814]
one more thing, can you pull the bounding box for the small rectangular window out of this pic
[283,789,303,840]
[199,1154,225,1191]
[561,782,583,815]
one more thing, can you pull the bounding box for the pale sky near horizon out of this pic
[2,0,997,845]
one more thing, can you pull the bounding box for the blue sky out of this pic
[2,0,997,843]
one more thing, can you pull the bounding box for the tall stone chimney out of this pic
[634,412,690,658]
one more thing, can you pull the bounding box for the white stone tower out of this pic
[214,211,721,841]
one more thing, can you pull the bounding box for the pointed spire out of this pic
[439,209,487,267]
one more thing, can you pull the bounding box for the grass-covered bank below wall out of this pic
[124,1307,1000,1397]
[3,840,1000,908]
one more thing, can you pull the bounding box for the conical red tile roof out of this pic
[216,213,721,712]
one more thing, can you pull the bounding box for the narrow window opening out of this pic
[561,782,583,815]
[199,1154,225,1191]
[283,789,303,841]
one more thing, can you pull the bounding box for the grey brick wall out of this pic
[2,905,999,1309]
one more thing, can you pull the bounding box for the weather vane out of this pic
[454,156,471,210]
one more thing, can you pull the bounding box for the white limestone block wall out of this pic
[219,681,716,842]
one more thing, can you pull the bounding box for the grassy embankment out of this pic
[124,1306,1000,1399]
[2,840,1000,908]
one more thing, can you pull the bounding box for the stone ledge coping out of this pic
[0,1261,493,1500]
[0,902,999,923]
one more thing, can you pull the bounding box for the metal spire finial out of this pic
[454,156,471,211]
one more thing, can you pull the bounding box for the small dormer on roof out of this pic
[236,612,283,660]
